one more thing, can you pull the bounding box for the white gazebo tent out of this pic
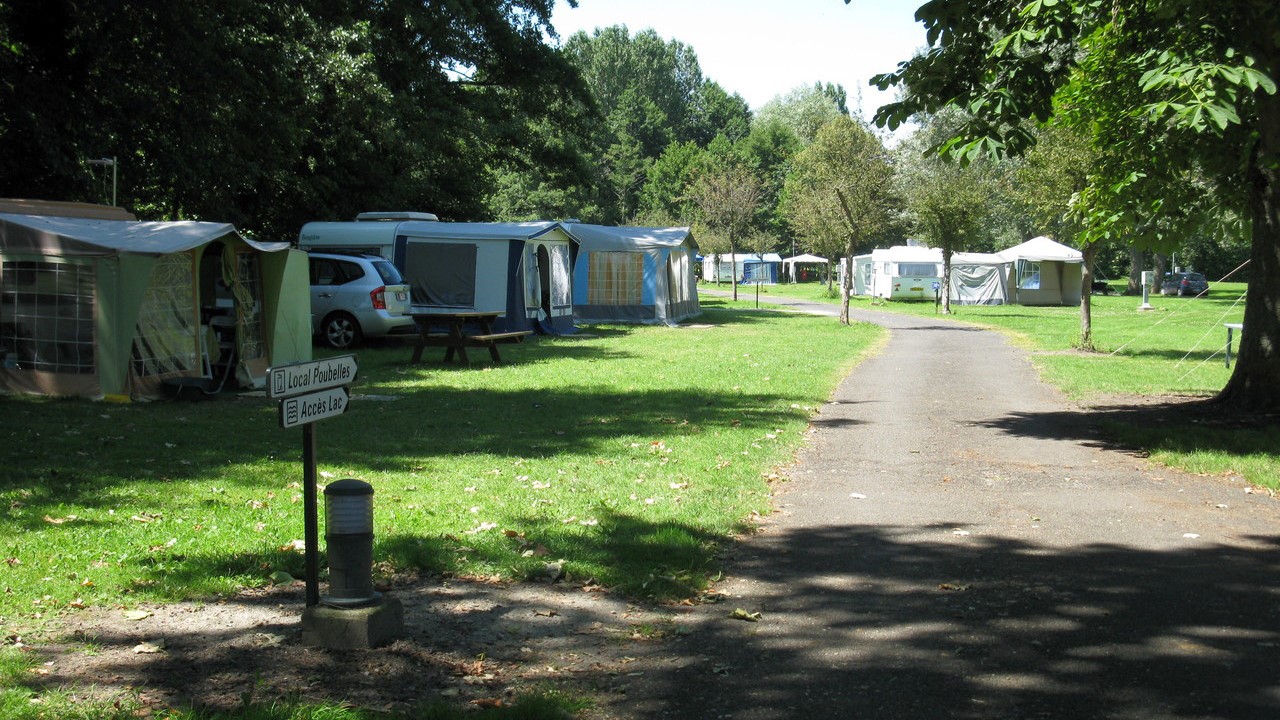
[782,253,829,283]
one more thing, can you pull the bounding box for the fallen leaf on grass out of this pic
[730,608,761,622]
[42,515,77,525]
[122,610,153,621]
[133,639,166,654]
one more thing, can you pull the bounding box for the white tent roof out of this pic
[399,220,564,242]
[712,252,782,263]
[870,245,942,263]
[951,251,1007,266]
[561,223,694,251]
[0,213,285,256]
[996,236,1082,263]
[783,253,828,264]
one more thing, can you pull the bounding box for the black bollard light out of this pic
[322,479,380,607]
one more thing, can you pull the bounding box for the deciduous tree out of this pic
[868,0,1280,411]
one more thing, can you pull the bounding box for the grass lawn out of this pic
[757,280,1278,492]
[0,298,879,629]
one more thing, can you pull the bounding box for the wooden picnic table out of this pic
[407,308,530,365]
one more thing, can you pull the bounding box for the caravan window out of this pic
[0,260,96,374]
[1018,262,1041,289]
[587,252,643,306]
[405,242,477,307]
[898,263,938,277]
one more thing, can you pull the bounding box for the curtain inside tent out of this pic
[549,244,572,309]
[228,248,268,385]
[524,245,540,313]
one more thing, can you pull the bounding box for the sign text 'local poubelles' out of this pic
[269,355,357,429]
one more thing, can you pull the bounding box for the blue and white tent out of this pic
[701,252,783,284]
[561,223,700,325]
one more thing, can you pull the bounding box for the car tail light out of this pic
[370,286,387,310]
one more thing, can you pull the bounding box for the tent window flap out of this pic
[0,260,95,374]
[406,242,477,307]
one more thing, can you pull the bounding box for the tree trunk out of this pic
[1215,84,1280,412]
[834,187,857,324]
[840,234,855,325]
[1079,243,1098,351]
[730,239,739,302]
[1152,253,1168,292]
[940,245,952,314]
[1126,246,1143,295]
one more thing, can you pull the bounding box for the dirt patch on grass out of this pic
[25,575,692,715]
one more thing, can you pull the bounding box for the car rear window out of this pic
[371,260,404,284]
[1185,273,1206,281]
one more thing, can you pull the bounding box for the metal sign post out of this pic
[268,355,358,607]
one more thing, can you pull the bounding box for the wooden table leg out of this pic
[448,320,469,364]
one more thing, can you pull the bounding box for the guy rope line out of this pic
[1108,258,1251,358]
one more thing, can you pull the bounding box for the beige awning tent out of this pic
[0,202,310,400]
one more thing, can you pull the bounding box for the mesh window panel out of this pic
[234,251,267,363]
[587,252,642,306]
[0,261,95,373]
[132,253,198,376]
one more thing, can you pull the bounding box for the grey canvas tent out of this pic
[0,209,310,400]
[561,223,700,325]
[945,236,1084,306]
[948,252,1010,305]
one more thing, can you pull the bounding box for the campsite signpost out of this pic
[268,355,357,607]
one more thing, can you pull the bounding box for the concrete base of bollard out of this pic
[301,597,403,649]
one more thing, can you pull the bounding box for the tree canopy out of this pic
[868,0,1280,411]
[0,0,591,237]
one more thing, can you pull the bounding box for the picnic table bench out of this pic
[1224,322,1243,368]
[407,308,531,365]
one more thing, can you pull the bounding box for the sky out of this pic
[549,0,929,122]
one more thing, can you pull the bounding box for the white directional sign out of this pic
[268,355,358,399]
[278,386,350,429]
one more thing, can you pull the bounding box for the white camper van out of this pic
[298,213,577,333]
[869,246,943,300]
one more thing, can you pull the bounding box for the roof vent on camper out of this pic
[354,211,439,222]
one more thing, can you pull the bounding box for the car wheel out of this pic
[321,312,363,349]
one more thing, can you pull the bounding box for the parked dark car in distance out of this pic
[1160,271,1209,297]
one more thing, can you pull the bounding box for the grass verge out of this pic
[0,299,879,629]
